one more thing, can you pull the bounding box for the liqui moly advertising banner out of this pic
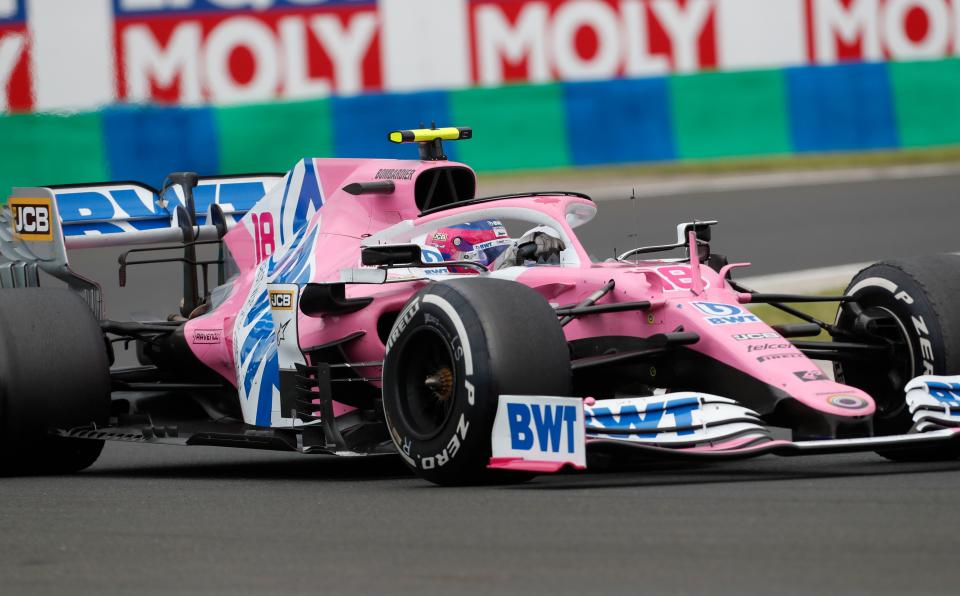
[114,0,381,104]
[5,0,960,113]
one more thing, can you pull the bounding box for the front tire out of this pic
[0,289,110,475]
[381,278,571,485]
[835,255,960,459]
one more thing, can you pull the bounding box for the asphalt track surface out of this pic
[575,170,960,272]
[3,171,960,595]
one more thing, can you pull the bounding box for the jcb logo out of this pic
[269,290,294,310]
[9,198,53,241]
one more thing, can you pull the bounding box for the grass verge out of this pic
[747,289,846,341]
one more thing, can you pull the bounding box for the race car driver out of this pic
[423,219,566,271]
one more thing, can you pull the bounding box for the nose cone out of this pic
[666,299,876,432]
[779,373,876,418]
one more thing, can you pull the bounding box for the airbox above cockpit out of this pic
[413,166,476,212]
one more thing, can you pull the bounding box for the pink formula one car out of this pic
[2,128,960,484]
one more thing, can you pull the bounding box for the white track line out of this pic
[479,162,960,200]
[600,163,960,200]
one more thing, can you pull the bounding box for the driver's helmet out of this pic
[424,219,513,270]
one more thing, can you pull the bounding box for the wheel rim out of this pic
[396,327,458,440]
[837,303,914,429]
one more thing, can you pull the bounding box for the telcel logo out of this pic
[9,198,53,241]
[268,290,294,310]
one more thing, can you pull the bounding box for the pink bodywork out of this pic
[184,156,875,428]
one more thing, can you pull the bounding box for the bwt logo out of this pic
[420,246,444,264]
[691,301,759,326]
[9,198,53,241]
[590,398,699,438]
[507,403,579,454]
[268,290,294,310]
[926,382,960,408]
[692,302,741,316]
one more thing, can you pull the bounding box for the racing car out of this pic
[2,127,960,485]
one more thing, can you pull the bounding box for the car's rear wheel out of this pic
[0,289,111,475]
[381,278,571,485]
[834,255,960,460]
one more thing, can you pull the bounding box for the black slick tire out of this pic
[0,289,110,475]
[381,278,571,485]
[835,254,960,460]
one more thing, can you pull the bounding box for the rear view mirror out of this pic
[685,222,713,242]
[676,220,717,244]
[361,244,423,267]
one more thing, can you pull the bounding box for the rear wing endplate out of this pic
[0,187,103,317]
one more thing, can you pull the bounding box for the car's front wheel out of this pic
[835,254,960,459]
[381,278,571,485]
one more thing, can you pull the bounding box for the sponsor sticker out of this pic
[192,328,222,344]
[420,246,444,263]
[757,353,804,363]
[826,394,869,410]
[747,343,793,353]
[268,289,295,310]
[277,320,291,343]
[492,395,586,468]
[924,381,960,406]
[691,302,760,326]
[375,168,415,181]
[473,238,512,251]
[794,369,827,382]
[587,397,701,438]
[733,332,780,340]
[8,198,53,241]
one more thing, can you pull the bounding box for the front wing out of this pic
[489,376,960,473]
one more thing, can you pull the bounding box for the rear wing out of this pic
[45,174,283,249]
[1,173,283,318]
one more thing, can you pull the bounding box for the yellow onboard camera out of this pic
[387,126,472,161]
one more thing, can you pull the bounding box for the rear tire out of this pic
[381,278,571,485]
[835,255,960,460]
[0,289,110,475]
